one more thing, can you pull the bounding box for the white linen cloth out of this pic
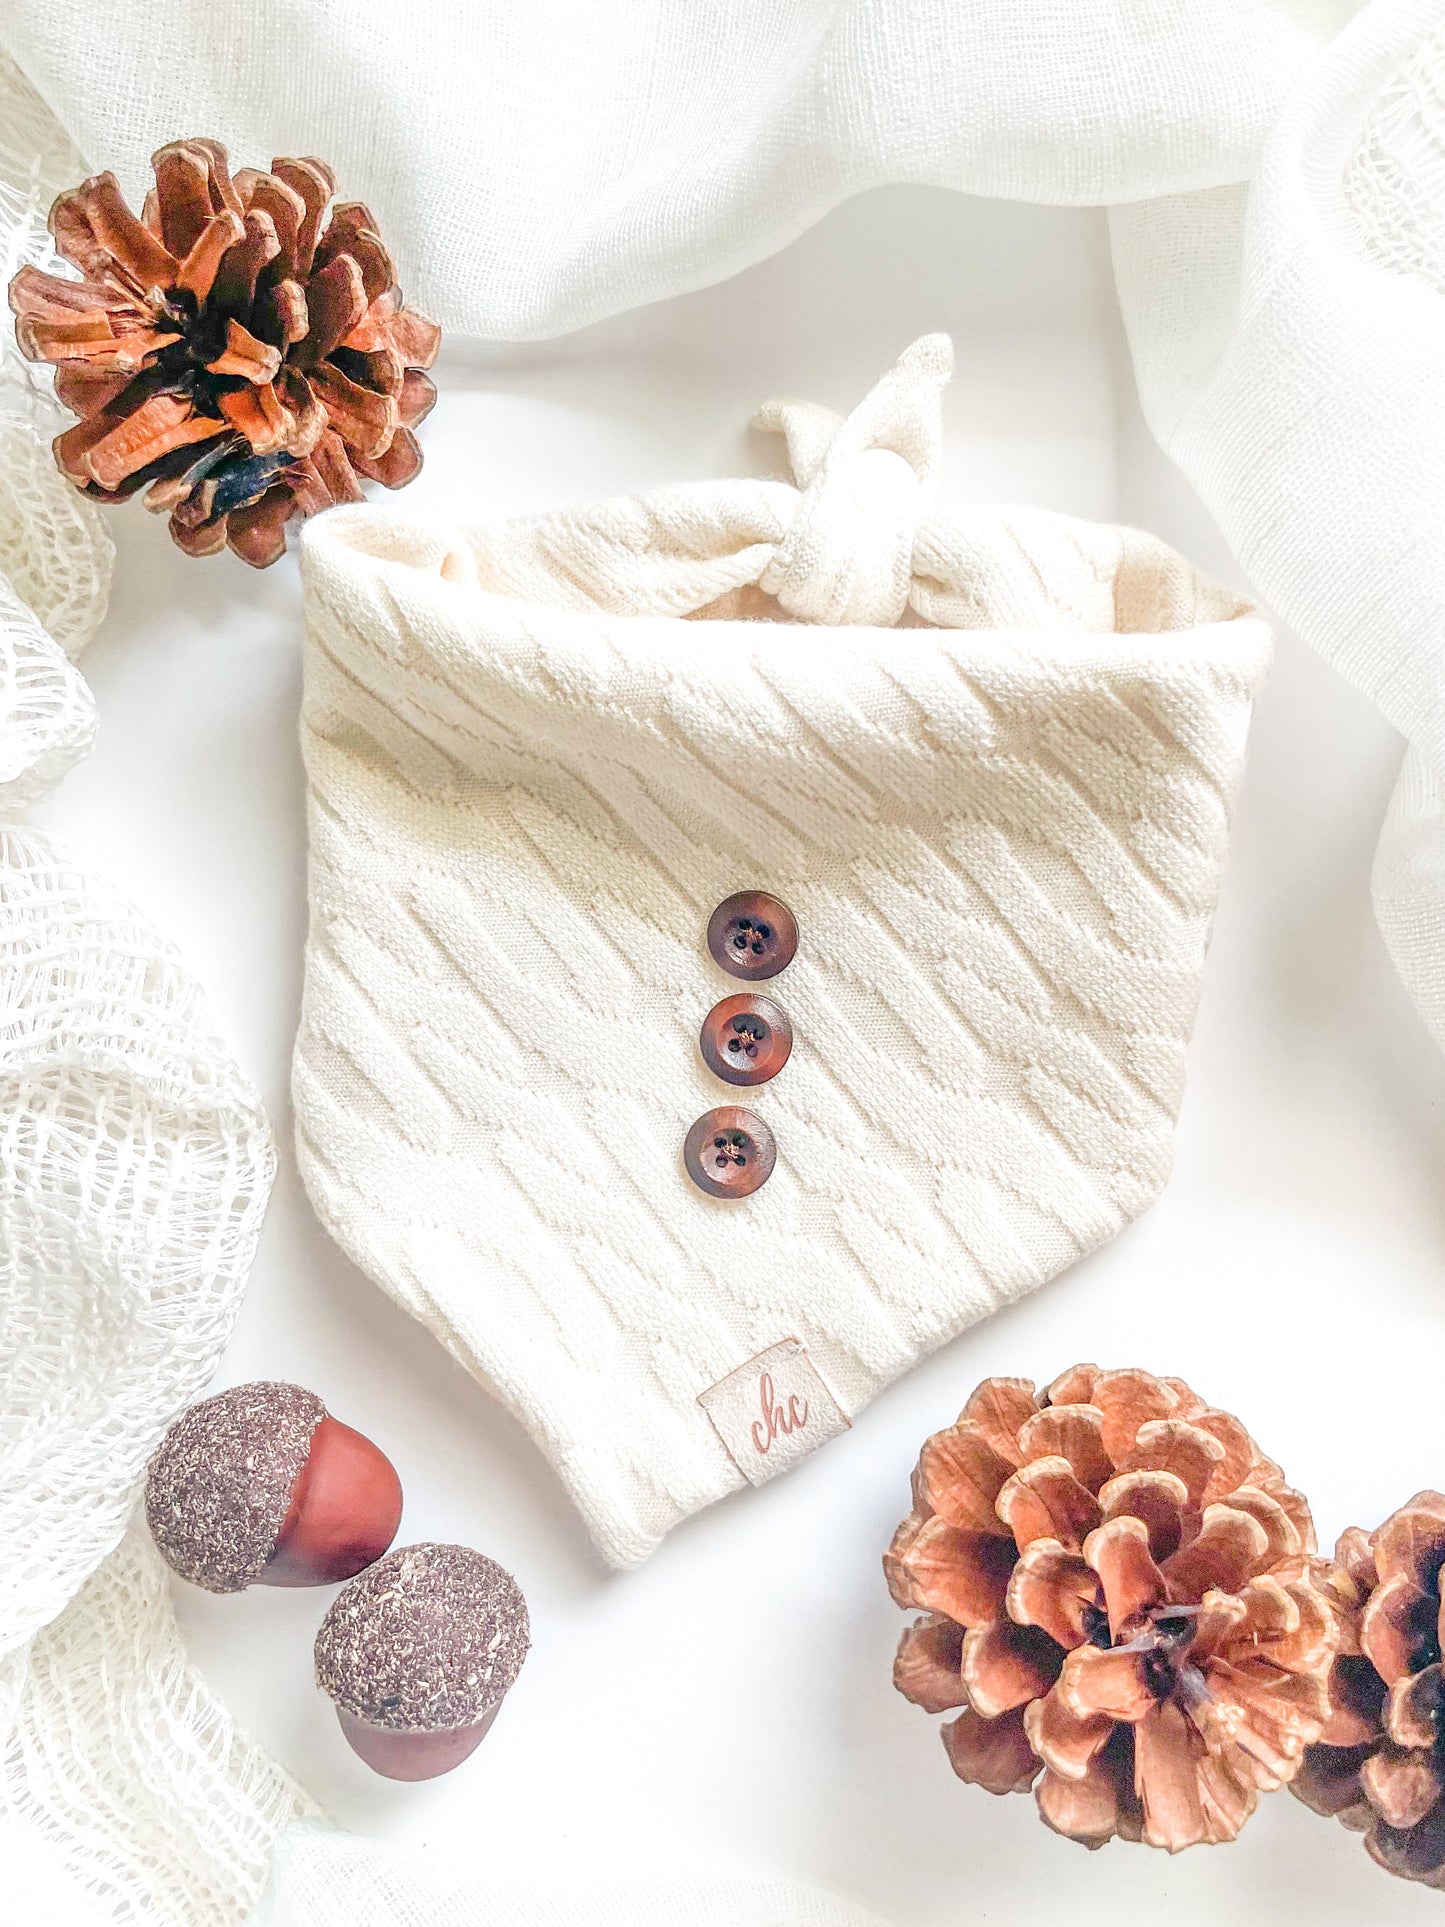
[1115,0,1445,1050]
[4,1,1443,1056]
[295,336,1269,1566]
[0,1,1362,341]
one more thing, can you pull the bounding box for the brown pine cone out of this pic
[885,1365,1335,1851]
[1293,1493,1445,1887]
[8,139,439,566]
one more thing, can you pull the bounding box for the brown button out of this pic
[684,1106,776,1199]
[700,993,792,1087]
[707,891,798,981]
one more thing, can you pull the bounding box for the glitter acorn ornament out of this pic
[885,1366,1336,1850]
[145,1381,403,1591]
[8,138,439,565]
[315,1543,531,1780]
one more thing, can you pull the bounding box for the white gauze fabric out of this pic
[0,50,107,814]
[0,828,276,1648]
[0,50,314,1914]
[0,823,313,1921]
[1113,0,1445,1053]
[14,3,1445,1074]
[4,2,1439,1909]
[1,1524,314,1925]
[0,1,1359,340]
[295,338,1271,1567]
[258,1824,890,1927]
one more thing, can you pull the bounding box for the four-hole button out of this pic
[688,892,799,1198]
[683,1106,776,1200]
[700,993,792,1088]
[707,891,798,982]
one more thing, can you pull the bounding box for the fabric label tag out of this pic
[698,1337,850,1486]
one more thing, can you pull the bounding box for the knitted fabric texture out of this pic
[295,337,1271,1568]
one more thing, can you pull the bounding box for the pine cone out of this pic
[885,1366,1336,1851]
[7,139,439,566]
[1293,1493,1445,1887]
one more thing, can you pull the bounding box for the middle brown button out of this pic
[700,993,793,1087]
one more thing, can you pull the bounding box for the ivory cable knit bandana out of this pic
[295,338,1270,1567]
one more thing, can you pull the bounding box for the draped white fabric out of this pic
[0,2,1362,339]
[258,1825,889,1927]
[2,1,1444,1921]
[1114,0,1445,1051]
[4,0,1442,1057]
[0,50,310,1927]
[0,52,104,813]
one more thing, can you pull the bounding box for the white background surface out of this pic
[35,187,1445,1924]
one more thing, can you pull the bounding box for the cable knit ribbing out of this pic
[294,341,1270,1568]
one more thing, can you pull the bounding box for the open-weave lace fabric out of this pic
[0,821,312,1921]
[0,51,105,815]
[2,1526,312,1924]
[295,337,1271,1568]
[0,51,311,1926]
[257,1824,889,1927]
[0,829,279,1650]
